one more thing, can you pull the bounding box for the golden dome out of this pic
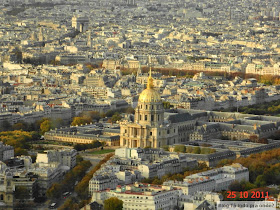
[138,56,161,103]
[138,88,161,103]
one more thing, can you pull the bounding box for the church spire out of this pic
[147,55,153,89]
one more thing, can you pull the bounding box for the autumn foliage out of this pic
[74,153,114,199]
[104,197,123,210]
[0,130,39,156]
[219,148,280,192]
[141,162,210,185]
[46,159,92,200]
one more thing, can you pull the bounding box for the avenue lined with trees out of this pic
[57,153,114,210]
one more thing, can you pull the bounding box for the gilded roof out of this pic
[138,60,161,103]
[138,88,161,103]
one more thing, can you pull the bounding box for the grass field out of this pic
[90,149,115,155]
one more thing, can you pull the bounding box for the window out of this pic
[152,105,154,109]
[145,115,147,121]
[140,115,142,120]
[146,105,148,109]
[158,115,160,121]
[151,115,154,121]
[150,132,152,136]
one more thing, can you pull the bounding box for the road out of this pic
[36,152,104,209]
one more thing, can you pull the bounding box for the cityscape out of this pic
[1,0,280,209]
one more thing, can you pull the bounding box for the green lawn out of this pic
[90,149,115,155]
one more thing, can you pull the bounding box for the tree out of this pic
[217,159,234,167]
[105,110,115,118]
[163,101,171,109]
[75,154,112,199]
[71,116,92,126]
[186,146,193,153]
[100,112,106,118]
[58,198,79,210]
[125,106,135,114]
[240,180,256,191]
[193,146,201,154]
[162,145,169,151]
[174,145,186,153]
[92,140,102,148]
[249,135,258,143]
[201,148,209,154]
[210,149,216,154]
[15,186,29,200]
[111,113,122,123]
[46,183,62,200]
[229,180,243,192]
[52,118,65,128]
[104,197,123,210]
[12,122,27,131]
[258,138,268,144]
[2,120,12,131]
[75,180,89,199]
[81,111,101,122]
[14,148,28,156]
[152,178,163,185]
[76,155,84,164]
[221,136,229,140]
[74,144,84,151]
[40,119,52,134]
[255,175,266,187]
[89,111,101,121]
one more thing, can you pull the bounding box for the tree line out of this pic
[174,145,216,154]
[121,65,280,86]
[142,162,210,185]
[58,153,114,210]
[1,106,136,134]
[222,99,280,116]
[143,147,280,200]
[0,130,40,156]
[138,66,280,85]
[219,148,280,188]
[1,117,66,134]
[46,156,91,201]
[73,140,103,151]
[217,148,280,200]
[71,107,135,126]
